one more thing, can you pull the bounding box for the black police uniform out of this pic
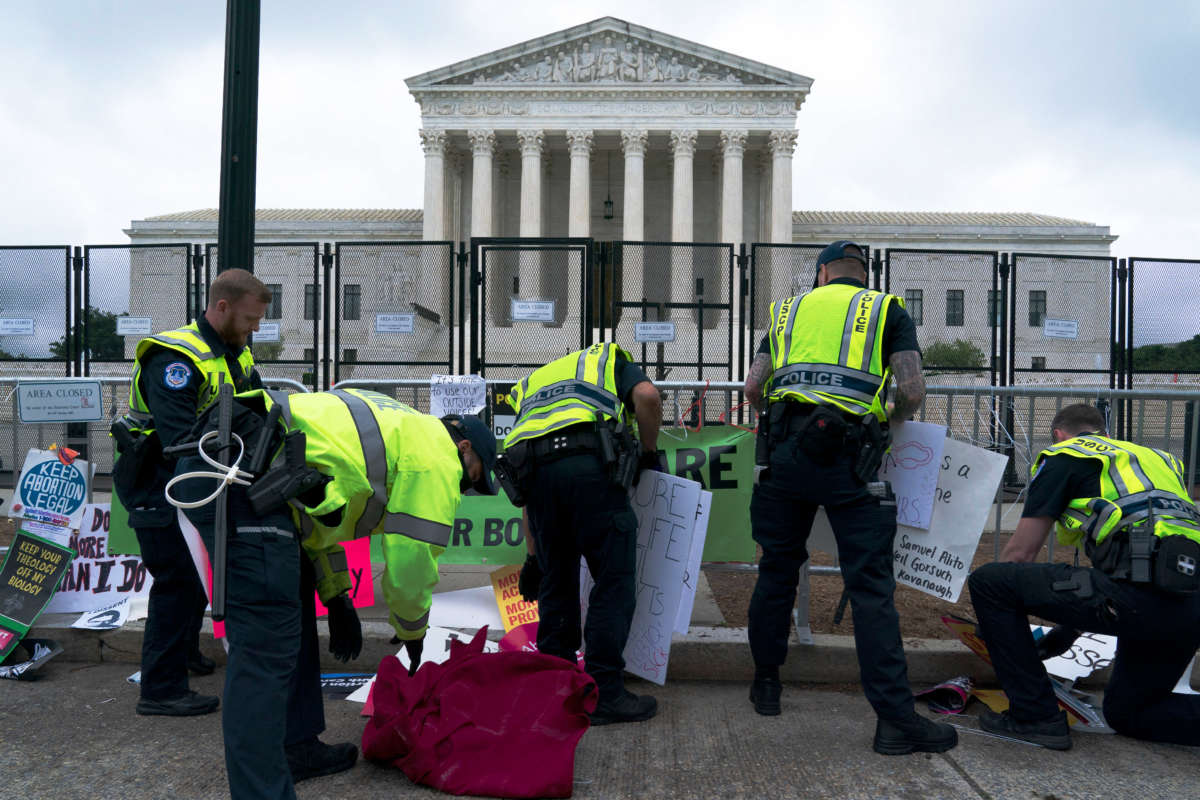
[748,277,922,720]
[524,357,650,704]
[968,454,1200,745]
[127,314,259,705]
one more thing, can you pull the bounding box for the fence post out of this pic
[322,243,333,390]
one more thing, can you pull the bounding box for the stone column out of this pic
[419,129,447,240]
[620,129,647,242]
[566,130,593,237]
[468,128,495,238]
[670,129,697,243]
[517,130,544,237]
[769,130,797,244]
[720,129,747,247]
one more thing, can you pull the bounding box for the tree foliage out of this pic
[1132,334,1200,372]
[49,307,125,360]
[922,338,986,369]
[251,338,284,361]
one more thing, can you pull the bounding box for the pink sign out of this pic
[499,622,585,667]
[314,538,375,616]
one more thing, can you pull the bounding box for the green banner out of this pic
[110,425,759,565]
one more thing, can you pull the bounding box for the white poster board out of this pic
[674,491,712,635]
[880,421,946,530]
[71,597,132,630]
[621,472,701,685]
[45,504,153,613]
[6,449,92,530]
[429,374,486,418]
[1033,625,1117,682]
[892,438,1008,602]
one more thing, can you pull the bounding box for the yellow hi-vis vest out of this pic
[254,388,463,641]
[504,342,634,448]
[127,322,256,432]
[763,283,901,422]
[1033,435,1200,550]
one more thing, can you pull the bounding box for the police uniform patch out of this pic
[163,361,192,390]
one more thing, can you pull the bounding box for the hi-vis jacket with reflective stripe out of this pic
[504,342,634,448]
[127,323,256,431]
[1033,435,1200,549]
[764,283,902,422]
[251,388,464,641]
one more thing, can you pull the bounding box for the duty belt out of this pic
[529,428,600,462]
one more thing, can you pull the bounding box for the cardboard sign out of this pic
[46,504,153,614]
[880,421,945,530]
[0,532,74,661]
[892,437,1008,602]
[429,374,486,418]
[71,597,131,630]
[675,491,712,635]
[313,538,375,617]
[490,563,539,632]
[7,449,92,530]
[17,381,103,423]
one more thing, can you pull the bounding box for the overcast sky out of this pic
[1,0,1197,258]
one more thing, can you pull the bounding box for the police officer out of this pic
[249,387,499,665]
[502,342,662,725]
[743,240,957,755]
[969,403,1200,749]
[113,268,268,717]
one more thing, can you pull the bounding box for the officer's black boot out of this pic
[286,737,359,782]
[136,690,219,717]
[589,690,658,726]
[750,665,782,716]
[873,713,958,755]
[187,649,216,676]
[980,709,1071,750]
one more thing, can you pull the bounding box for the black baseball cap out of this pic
[816,240,868,269]
[450,414,498,495]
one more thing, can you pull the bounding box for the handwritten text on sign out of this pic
[879,421,945,530]
[892,437,1008,602]
[46,504,153,613]
[429,374,486,418]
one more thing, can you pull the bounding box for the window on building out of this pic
[1029,290,1046,327]
[303,348,315,363]
[945,290,964,327]
[988,289,1003,328]
[265,284,282,320]
[904,289,923,326]
[343,284,361,321]
[304,284,320,320]
[1032,356,1046,371]
[343,348,357,363]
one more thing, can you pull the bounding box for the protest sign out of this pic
[892,438,1008,601]
[71,597,131,630]
[1032,625,1117,683]
[0,638,64,680]
[880,421,945,530]
[46,504,153,614]
[7,449,91,530]
[430,374,486,418]
[0,531,74,661]
[346,626,500,705]
[314,538,375,616]
[622,471,701,685]
[675,491,712,635]
[490,563,539,632]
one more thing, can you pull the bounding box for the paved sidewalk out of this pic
[2,661,1197,800]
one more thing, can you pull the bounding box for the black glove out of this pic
[518,553,543,603]
[388,634,425,676]
[1034,625,1081,661]
[632,450,663,487]
[326,593,362,663]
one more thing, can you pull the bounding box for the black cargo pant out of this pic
[748,422,916,720]
[969,561,1200,745]
[183,483,325,800]
[133,514,207,702]
[526,452,638,703]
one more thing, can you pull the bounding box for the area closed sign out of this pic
[17,381,104,423]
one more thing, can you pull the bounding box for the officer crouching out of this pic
[743,240,957,754]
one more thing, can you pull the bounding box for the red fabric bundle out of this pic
[361,627,597,798]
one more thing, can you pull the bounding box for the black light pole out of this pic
[216,0,261,274]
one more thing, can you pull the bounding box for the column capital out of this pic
[566,129,594,156]
[517,129,544,157]
[768,129,798,156]
[419,129,447,156]
[719,129,749,158]
[670,129,699,157]
[620,128,649,156]
[468,128,496,156]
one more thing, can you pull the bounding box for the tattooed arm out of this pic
[744,352,773,411]
[887,349,925,424]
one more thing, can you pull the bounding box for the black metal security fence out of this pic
[3,239,1196,395]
